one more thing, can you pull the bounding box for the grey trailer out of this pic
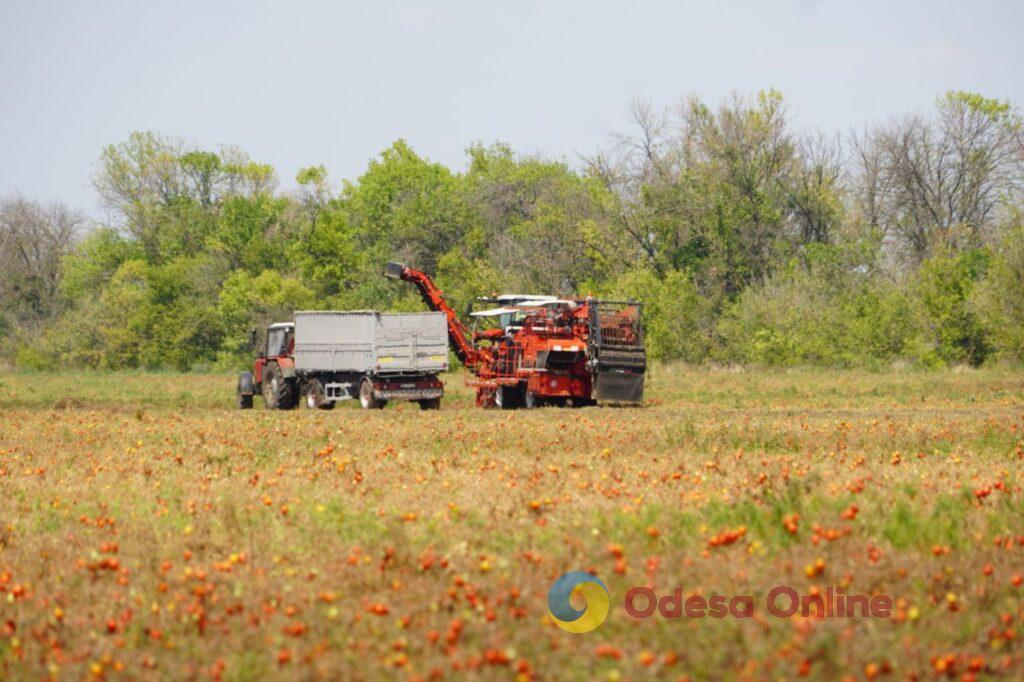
[293,311,448,375]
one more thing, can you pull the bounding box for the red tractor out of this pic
[238,322,299,409]
[384,262,646,408]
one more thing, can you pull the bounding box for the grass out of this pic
[0,365,1022,680]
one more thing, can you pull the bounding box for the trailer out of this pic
[236,311,449,410]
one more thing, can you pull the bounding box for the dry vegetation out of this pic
[1,366,1023,680]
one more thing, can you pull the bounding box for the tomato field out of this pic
[1,368,1023,680]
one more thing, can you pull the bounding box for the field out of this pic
[1,367,1023,680]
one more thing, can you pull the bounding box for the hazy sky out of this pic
[2,0,1022,216]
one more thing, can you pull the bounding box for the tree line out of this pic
[2,90,1022,371]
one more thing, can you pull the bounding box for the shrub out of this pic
[973,221,1024,362]
[716,245,914,366]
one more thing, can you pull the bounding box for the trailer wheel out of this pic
[418,398,441,410]
[359,379,384,410]
[303,380,335,410]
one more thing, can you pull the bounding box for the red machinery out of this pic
[384,262,646,408]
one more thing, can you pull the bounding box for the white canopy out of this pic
[470,307,521,317]
[493,294,559,303]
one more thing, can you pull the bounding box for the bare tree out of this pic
[786,131,844,244]
[0,195,83,331]
[848,126,892,235]
[858,93,1023,265]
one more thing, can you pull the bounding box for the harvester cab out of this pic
[473,296,576,336]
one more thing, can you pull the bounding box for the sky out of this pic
[1,0,1022,217]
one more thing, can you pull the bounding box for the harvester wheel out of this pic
[524,390,539,409]
[477,387,497,408]
[494,385,520,410]
[359,379,384,410]
[418,398,441,410]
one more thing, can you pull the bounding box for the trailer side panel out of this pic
[375,313,449,373]
[293,311,448,374]
[293,312,376,373]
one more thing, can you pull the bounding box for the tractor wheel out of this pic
[418,398,441,410]
[524,390,540,409]
[264,363,297,410]
[238,393,253,409]
[571,397,597,408]
[359,379,384,410]
[261,371,275,408]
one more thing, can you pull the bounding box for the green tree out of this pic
[462,143,616,295]
[216,270,314,366]
[343,140,470,274]
[913,249,991,366]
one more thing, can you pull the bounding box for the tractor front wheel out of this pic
[237,371,254,409]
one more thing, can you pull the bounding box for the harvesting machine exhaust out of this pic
[384,261,646,408]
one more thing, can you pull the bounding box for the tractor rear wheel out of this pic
[359,379,385,410]
[263,363,297,410]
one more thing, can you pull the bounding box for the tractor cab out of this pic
[264,322,294,359]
